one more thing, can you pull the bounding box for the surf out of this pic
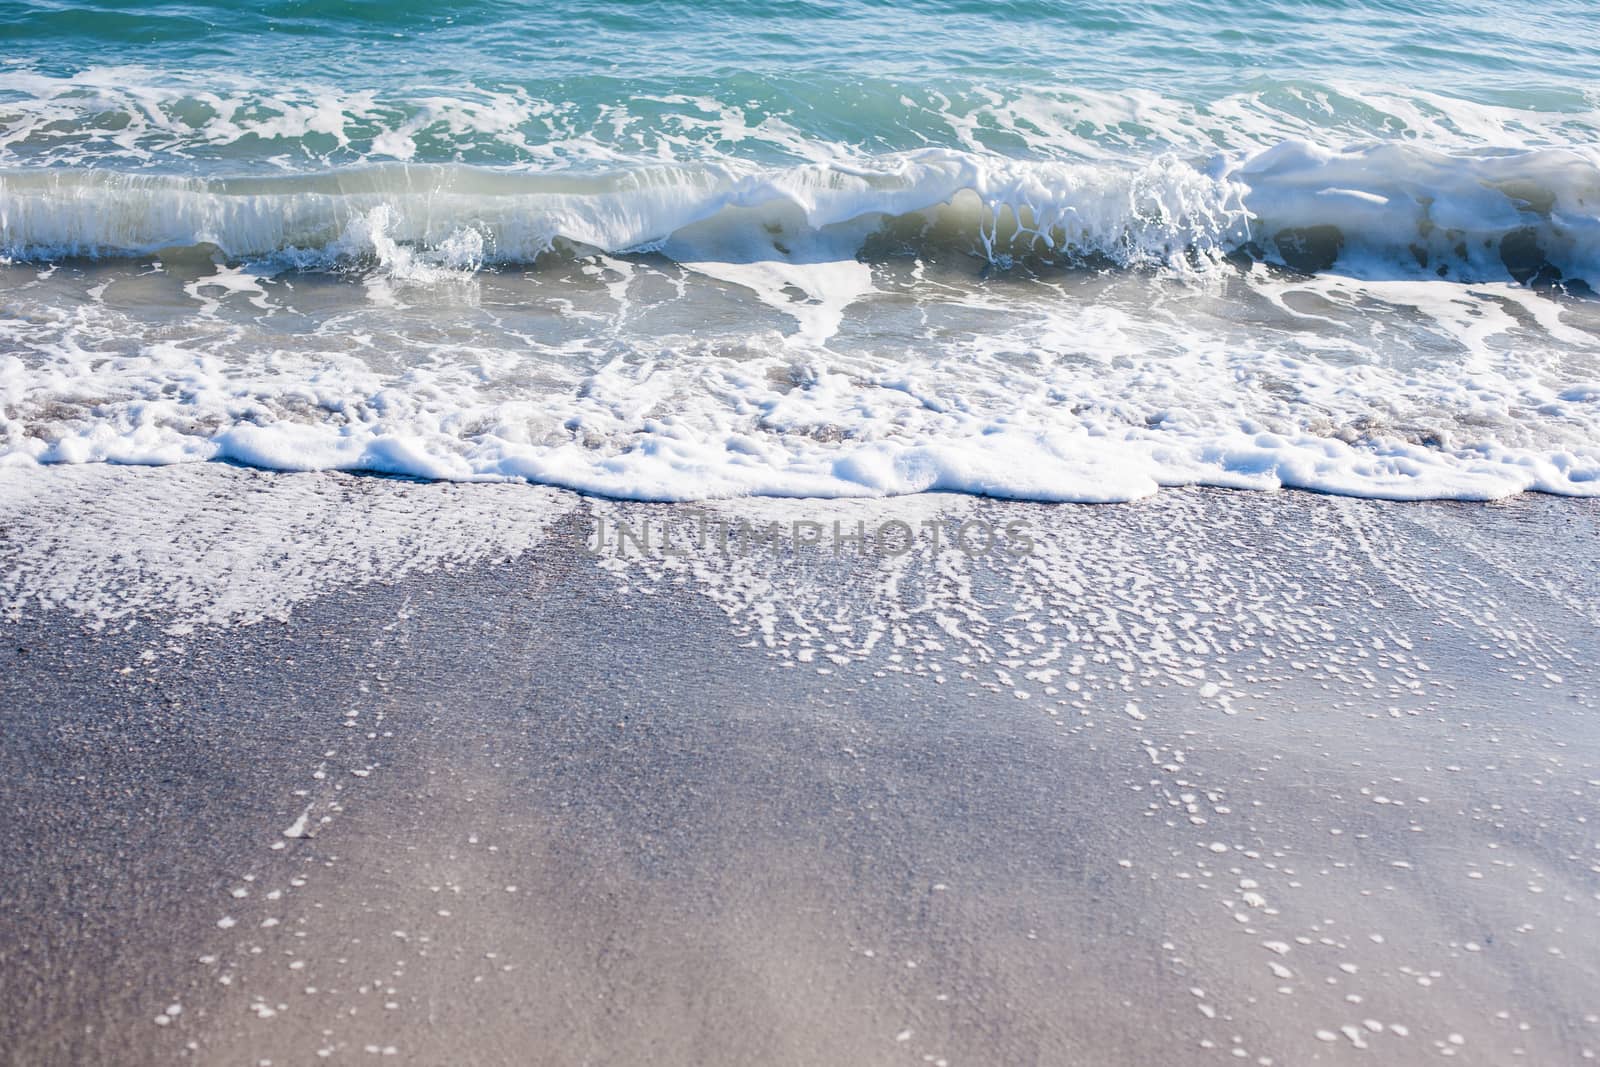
[3,142,1597,290]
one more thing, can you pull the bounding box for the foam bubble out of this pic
[2,245,1596,502]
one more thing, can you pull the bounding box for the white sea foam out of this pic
[0,464,575,633]
[1,245,1596,501]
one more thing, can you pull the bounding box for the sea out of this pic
[1,0,1598,501]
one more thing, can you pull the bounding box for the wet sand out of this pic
[2,465,1598,1065]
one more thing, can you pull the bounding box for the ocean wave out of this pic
[3,143,1598,285]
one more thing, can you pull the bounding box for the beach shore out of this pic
[2,464,1598,1065]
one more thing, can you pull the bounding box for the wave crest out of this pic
[2,142,1598,285]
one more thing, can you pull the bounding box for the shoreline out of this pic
[2,463,1599,1064]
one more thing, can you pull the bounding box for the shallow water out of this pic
[1,0,1598,500]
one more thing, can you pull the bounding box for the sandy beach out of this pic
[6,0,1600,1061]
[2,464,1597,1065]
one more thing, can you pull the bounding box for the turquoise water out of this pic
[0,1,1598,500]
[3,0,1597,171]
[10,0,1592,85]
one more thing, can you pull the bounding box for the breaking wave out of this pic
[4,141,1598,285]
